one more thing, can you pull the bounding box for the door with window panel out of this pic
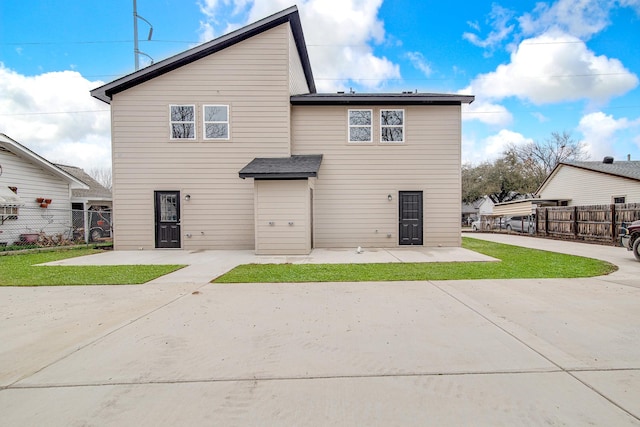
[155,191,181,248]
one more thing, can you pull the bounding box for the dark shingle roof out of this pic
[564,160,640,181]
[239,155,323,179]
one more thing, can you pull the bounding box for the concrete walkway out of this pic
[1,236,640,425]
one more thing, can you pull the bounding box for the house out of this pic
[90,6,473,254]
[55,164,112,211]
[536,157,640,206]
[0,134,89,246]
[54,164,113,242]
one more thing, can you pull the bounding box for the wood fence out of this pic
[536,203,640,244]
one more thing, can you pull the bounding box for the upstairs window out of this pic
[203,105,230,140]
[380,109,404,142]
[170,105,195,139]
[348,109,372,143]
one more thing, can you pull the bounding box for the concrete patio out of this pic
[1,234,639,425]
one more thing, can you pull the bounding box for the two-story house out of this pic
[91,6,473,254]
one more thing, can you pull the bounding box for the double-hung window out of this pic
[380,109,404,143]
[348,109,372,143]
[203,105,230,140]
[170,105,196,140]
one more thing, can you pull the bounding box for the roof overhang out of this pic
[239,155,323,179]
[0,134,89,190]
[290,93,475,105]
[91,6,315,104]
[493,198,571,216]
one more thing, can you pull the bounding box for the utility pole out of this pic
[133,0,154,71]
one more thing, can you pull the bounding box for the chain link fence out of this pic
[0,206,112,249]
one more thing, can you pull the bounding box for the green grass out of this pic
[0,248,185,286]
[213,237,617,283]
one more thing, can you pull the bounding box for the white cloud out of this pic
[577,111,640,159]
[468,32,638,105]
[458,86,512,126]
[195,0,400,91]
[519,0,614,40]
[463,129,533,164]
[463,4,515,53]
[405,52,432,77]
[0,64,111,169]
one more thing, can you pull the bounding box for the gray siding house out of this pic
[91,6,473,254]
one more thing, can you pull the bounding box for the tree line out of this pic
[462,131,589,203]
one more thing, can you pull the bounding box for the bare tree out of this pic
[505,131,589,187]
[88,167,112,190]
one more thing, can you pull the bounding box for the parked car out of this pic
[620,220,640,261]
[472,217,506,231]
[505,215,536,234]
[88,210,112,242]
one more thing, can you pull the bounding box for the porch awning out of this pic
[0,186,24,207]
[239,155,323,179]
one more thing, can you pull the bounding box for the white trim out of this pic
[347,109,373,143]
[203,104,230,140]
[169,104,196,140]
[380,109,405,143]
[612,195,627,204]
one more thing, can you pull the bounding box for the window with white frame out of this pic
[170,105,195,139]
[348,109,372,142]
[613,195,626,204]
[380,109,404,142]
[203,105,229,140]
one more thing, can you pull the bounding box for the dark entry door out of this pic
[399,191,423,245]
[155,191,181,248]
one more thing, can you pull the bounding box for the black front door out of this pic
[399,191,423,245]
[155,191,181,248]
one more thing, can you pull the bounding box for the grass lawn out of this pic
[213,237,617,283]
[0,248,185,286]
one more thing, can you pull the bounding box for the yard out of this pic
[213,237,616,283]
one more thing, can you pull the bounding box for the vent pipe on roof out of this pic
[628,154,631,161]
[603,156,614,164]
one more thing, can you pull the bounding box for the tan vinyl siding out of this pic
[538,166,640,205]
[291,105,462,248]
[110,24,293,250]
[254,180,310,254]
[288,27,309,95]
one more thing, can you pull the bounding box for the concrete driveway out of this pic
[1,236,640,425]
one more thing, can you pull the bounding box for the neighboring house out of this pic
[0,134,89,245]
[536,158,640,206]
[55,164,113,242]
[55,164,112,211]
[461,202,478,225]
[91,7,473,254]
[477,195,495,217]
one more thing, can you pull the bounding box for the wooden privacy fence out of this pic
[536,203,640,244]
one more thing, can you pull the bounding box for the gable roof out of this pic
[0,134,89,190]
[239,155,323,179]
[91,6,315,104]
[537,160,640,194]
[55,164,112,200]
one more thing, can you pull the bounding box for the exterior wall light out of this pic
[184,194,191,201]
[388,194,393,201]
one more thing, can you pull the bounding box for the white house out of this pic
[0,134,88,246]
[537,158,640,206]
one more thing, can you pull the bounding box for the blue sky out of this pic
[1,0,639,169]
